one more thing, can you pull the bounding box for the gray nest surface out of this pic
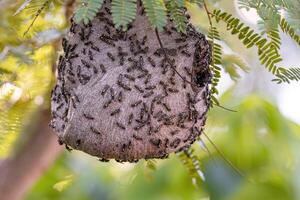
[50,1,212,162]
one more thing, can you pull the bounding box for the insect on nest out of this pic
[50,0,212,163]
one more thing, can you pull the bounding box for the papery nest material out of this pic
[50,1,212,162]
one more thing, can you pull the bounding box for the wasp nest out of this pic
[50,1,212,162]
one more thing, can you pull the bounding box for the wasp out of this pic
[92,65,98,74]
[90,126,101,134]
[144,74,152,85]
[79,74,91,85]
[119,56,125,66]
[117,80,131,91]
[76,139,81,147]
[149,138,161,148]
[99,35,115,47]
[101,85,110,96]
[129,41,135,53]
[147,57,156,67]
[109,88,115,100]
[91,45,100,52]
[100,64,106,74]
[141,35,147,45]
[130,100,142,107]
[88,50,94,60]
[181,50,191,57]
[116,122,126,130]
[110,108,121,116]
[66,76,76,84]
[124,74,135,81]
[84,41,92,46]
[169,77,176,85]
[128,113,134,125]
[134,85,144,93]
[68,53,79,60]
[133,123,146,131]
[83,113,94,120]
[175,38,186,43]
[103,99,112,109]
[79,27,85,41]
[170,138,181,148]
[107,52,115,61]
[145,85,156,90]
[81,59,91,68]
[99,158,109,162]
[104,25,110,34]
[168,88,179,93]
[143,91,154,98]
[133,134,143,140]
[147,125,153,135]
[137,73,147,79]
[170,130,180,136]
[82,48,86,55]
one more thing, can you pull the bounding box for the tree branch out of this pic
[0,1,76,199]
[0,110,63,200]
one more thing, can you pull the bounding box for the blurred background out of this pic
[0,0,299,200]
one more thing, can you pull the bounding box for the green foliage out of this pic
[111,0,137,30]
[0,103,30,156]
[142,0,167,31]
[15,0,64,35]
[280,17,300,46]
[208,25,222,105]
[266,29,281,50]
[74,0,104,25]
[237,0,300,56]
[24,94,300,200]
[212,9,293,83]
[221,54,249,81]
[281,68,300,81]
[238,0,300,30]
[177,148,204,186]
[274,67,300,83]
[166,0,187,33]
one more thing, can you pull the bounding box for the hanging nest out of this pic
[50,1,212,162]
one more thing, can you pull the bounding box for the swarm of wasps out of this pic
[50,1,212,162]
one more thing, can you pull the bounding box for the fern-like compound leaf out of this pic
[166,0,187,33]
[74,0,104,25]
[212,9,296,83]
[142,0,167,31]
[280,17,300,46]
[208,26,222,105]
[111,0,137,30]
[178,148,204,185]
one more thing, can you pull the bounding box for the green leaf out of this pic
[111,0,137,30]
[212,9,299,83]
[166,0,187,33]
[222,54,249,81]
[53,175,74,192]
[142,0,167,30]
[74,0,104,25]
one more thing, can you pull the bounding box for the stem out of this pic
[203,1,213,27]
[154,28,198,87]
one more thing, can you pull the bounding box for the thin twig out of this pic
[154,28,198,87]
[212,103,237,112]
[23,0,50,36]
[202,131,244,177]
[203,0,213,26]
